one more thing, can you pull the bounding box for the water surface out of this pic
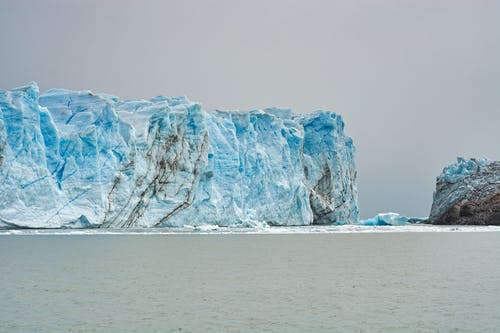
[1,231,499,332]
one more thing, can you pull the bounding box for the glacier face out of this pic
[0,82,358,228]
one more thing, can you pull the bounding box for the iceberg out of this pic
[359,213,427,226]
[0,82,358,228]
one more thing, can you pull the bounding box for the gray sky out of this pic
[1,0,499,218]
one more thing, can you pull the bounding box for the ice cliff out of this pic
[429,158,500,225]
[0,83,358,228]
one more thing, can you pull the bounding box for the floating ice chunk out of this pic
[359,213,426,226]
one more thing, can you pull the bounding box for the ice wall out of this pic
[0,83,358,228]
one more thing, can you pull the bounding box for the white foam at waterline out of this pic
[1,224,500,236]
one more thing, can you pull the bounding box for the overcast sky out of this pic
[1,0,499,218]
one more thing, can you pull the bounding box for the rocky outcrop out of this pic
[429,158,500,225]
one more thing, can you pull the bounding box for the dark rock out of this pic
[429,158,500,225]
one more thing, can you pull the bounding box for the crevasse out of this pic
[0,82,358,228]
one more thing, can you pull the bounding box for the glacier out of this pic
[0,82,358,228]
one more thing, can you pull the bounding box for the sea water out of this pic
[1,227,499,332]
